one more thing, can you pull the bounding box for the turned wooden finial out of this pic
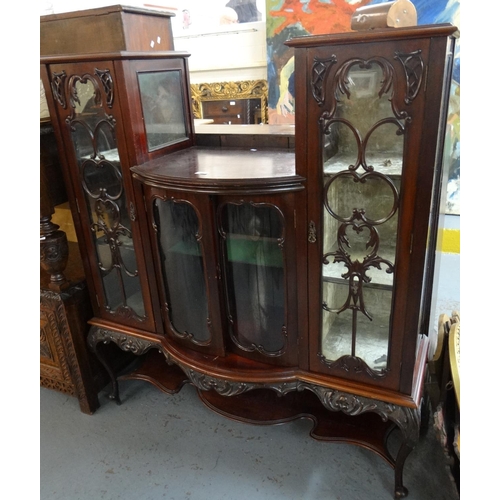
[40,160,69,291]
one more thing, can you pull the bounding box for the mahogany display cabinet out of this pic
[40,5,194,338]
[41,7,457,498]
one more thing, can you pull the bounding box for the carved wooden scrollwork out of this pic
[320,56,410,137]
[87,327,157,355]
[394,50,424,104]
[311,55,337,105]
[317,353,388,378]
[95,68,114,107]
[185,370,257,396]
[51,71,67,108]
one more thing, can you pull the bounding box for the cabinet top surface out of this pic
[285,23,458,48]
[132,147,299,184]
[40,4,175,22]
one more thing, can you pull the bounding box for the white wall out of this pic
[174,21,267,83]
[40,1,268,84]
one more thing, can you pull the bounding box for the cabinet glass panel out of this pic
[321,61,403,372]
[138,71,188,151]
[69,78,145,319]
[153,199,210,344]
[220,203,286,355]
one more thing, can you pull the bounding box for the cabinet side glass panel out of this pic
[153,198,210,343]
[220,203,286,355]
[69,78,145,319]
[321,61,403,372]
[138,71,188,151]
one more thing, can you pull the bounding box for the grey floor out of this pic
[41,378,459,500]
[41,253,460,500]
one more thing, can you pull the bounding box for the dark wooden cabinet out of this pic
[41,9,457,498]
[132,148,304,367]
[288,24,457,398]
[40,6,195,337]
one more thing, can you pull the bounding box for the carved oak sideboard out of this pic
[40,7,457,497]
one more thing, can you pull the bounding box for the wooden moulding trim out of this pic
[88,319,422,408]
[40,51,191,65]
[40,5,176,22]
[285,23,458,48]
[130,173,306,195]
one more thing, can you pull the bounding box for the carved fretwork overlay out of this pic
[320,56,410,134]
[60,70,145,322]
[51,71,67,108]
[95,68,114,107]
[318,56,408,378]
[317,353,388,379]
[394,50,424,104]
[311,55,337,105]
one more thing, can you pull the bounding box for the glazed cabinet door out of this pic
[42,61,156,332]
[298,33,455,392]
[216,194,299,367]
[143,187,225,356]
[118,57,195,165]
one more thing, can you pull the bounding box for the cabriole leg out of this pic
[87,326,122,405]
[390,406,420,499]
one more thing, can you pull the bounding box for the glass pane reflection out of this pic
[138,71,188,150]
[70,78,145,318]
[154,198,210,343]
[221,203,286,354]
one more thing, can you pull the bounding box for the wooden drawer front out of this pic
[202,100,247,124]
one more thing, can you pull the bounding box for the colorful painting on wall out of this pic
[266,0,460,214]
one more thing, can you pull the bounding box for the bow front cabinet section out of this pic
[41,8,457,498]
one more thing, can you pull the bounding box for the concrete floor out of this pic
[41,378,459,500]
[40,253,460,500]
